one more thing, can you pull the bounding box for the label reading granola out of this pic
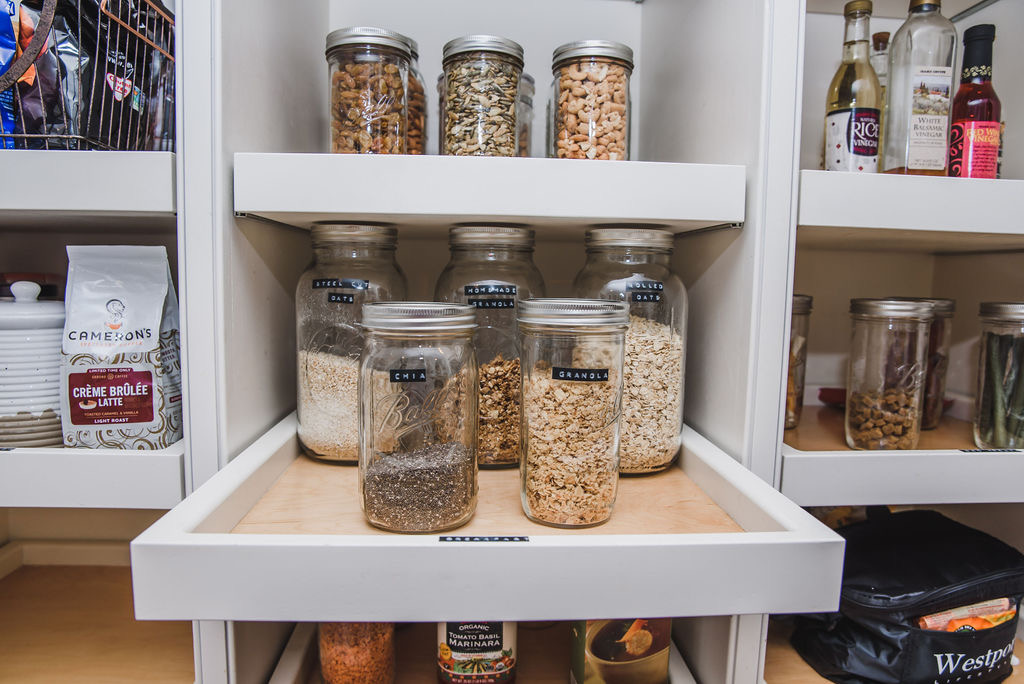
[67,366,155,426]
[312,278,369,290]
[552,367,609,382]
[390,369,427,383]
[908,66,953,170]
[464,284,516,296]
[328,293,355,304]
[468,298,515,309]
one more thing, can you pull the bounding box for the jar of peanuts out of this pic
[399,33,426,154]
[551,40,633,160]
[319,622,395,684]
[442,35,524,156]
[325,27,410,154]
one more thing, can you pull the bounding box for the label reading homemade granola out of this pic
[468,298,515,309]
[312,278,369,289]
[464,284,516,296]
[327,293,355,304]
[390,369,427,383]
[552,367,609,382]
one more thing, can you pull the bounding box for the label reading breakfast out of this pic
[464,284,516,296]
[328,293,355,304]
[552,367,609,382]
[390,368,427,383]
[469,298,515,309]
[67,367,154,426]
[312,278,369,290]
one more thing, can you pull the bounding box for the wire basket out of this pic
[0,0,174,151]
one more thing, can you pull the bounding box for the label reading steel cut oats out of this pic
[552,367,609,382]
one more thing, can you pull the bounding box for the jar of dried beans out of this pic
[319,622,395,684]
[518,73,534,157]
[518,299,628,527]
[573,228,686,474]
[296,224,407,464]
[359,303,478,532]
[890,297,954,429]
[975,302,1024,449]
[846,299,933,450]
[551,40,633,160]
[400,33,426,154]
[434,225,546,468]
[786,294,813,429]
[326,27,410,154]
[442,35,524,156]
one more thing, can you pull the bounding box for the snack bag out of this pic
[919,598,1017,632]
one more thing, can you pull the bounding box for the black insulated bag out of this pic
[792,509,1024,684]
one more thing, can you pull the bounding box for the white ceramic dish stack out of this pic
[0,282,65,447]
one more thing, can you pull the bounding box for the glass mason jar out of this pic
[518,73,534,157]
[846,298,933,450]
[296,224,407,464]
[551,40,633,160]
[359,303,478,533]
[319,622,395,684]
[572,228,687,474]
[786,294,813,429]
[442,35,523,156]
[400,34,426,154]
[434,225,546,468]
[436,73,445,154]
[326,27,410,154]
[518,299,629,528]
[891,297,955,429]
[975,302,1024,449]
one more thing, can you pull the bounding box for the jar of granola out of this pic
[572,228,686,474]
[360,303,478,532]
[326,27,410,154]
[296,224,406,464]
[442,35,524,156]
[551,40,633,160]
[786,294,813,429]
[846,299,933,450]
[434,225,546,468]
[319,622,395,684]
[518,299,628,527]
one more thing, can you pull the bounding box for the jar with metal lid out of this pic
[296,224,407,464]
[517,73,534,157]
[359,303,478,532]
[572,228,686,474]
[326,27,410,154]
[399,33,426,154]
[890,297,955,429]
[319,622,395,684]
[846,298,933,450]
[434,225,546,468]
[442,35,523,156]
[551,40,633,160]
[518,299,629,527]
[786,294,813,429]
[975,302,1024,448]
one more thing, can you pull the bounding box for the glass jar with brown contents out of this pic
[319,622,395,684]
[786,294,813,429]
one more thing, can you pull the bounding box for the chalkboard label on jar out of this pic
[628,280,663,302]
[389,369,427,383]
[631,291,662,303]
[464,284,517,296]
[552,367,609,382]
[312,278,370,290]
[468,298,515,309]
[327,293,355,304]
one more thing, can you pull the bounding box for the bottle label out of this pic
[826,107,880,172]
[908,66,953,170]
[949,120,1000,179]
[438,622,516,683]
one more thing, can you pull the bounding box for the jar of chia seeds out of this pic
[359,303,478,532]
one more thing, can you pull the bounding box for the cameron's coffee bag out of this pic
[61,245,182,449]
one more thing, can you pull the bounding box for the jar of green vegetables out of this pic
[975,302,1024,449]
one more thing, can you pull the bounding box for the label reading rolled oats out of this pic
[468,298,515,309]
[389,369,427,383]
[328,293,355,304]
[464,284,516,296]
[552,367,609,382]
[628,281,663,302]
[312,278,369,290]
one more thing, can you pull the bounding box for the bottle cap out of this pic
[872,32,890,50]
[909,0,940,11]
[964,24,996,43]
[792,294,813,315]
[844,0,872,15]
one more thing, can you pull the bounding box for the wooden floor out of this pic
[784,404,975,451]
[0,565,194,684]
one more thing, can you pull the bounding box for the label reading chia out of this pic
[628,280,664,303]
[312,278,369,290]
[389,369,427,383]
[464,284,516,296]
[552,367,609,382]
[468,298,515,309]
[327,293,354,304]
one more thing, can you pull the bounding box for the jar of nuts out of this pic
[573,228,687,474]
[518,299,629,528]
[518,73,534,157]
[442,35,524,156]
[551,40,633,160]
[434,225,547,468]
[400,34,426,154]
[326,27,410,154]
[846,299,933,450]
[319,622,395,684]
[786,294,813,429]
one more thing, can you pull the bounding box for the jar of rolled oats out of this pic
[434,225,546,469]
[296,224,407,465]
[442,35,524,156]
[572,228,686,474]
[326,27,410,154]
[551,40,633,160]
[517,299,628,528]
[359,303,478,533]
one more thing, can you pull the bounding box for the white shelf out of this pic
[797,170,1024,251]
[0,440,186,509]
[130,413,842,622]
[233,154,746,237]
[0,150,176,231]
[268,621,698,684]
[780,406,1024,506]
